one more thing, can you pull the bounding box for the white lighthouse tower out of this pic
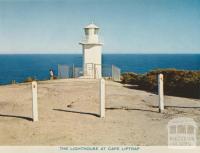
[79,23,103,79]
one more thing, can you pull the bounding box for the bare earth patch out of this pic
[0,79,199,145]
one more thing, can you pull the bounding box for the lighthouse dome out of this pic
[85,23,99,29]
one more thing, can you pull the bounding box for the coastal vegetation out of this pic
[23,76,57,83]
[121,69,200,99]
[24,76,36,83]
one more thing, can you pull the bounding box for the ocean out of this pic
[0,54,200,85]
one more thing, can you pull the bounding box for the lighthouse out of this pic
[79,23,103,79]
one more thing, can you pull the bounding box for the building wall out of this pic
[82,44,102,78]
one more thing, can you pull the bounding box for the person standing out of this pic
[49,69,54,80]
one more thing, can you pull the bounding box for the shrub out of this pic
[121,72,139,84]
[24,76,36,83]
[121,69,200,99]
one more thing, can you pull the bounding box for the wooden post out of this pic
[32,81,38,121]
[158,74,164,113]
[99,78,105,118]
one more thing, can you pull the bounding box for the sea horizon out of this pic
[0,54,199,85]
[0,53,200,55]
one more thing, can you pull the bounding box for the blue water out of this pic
[0,54,199,85]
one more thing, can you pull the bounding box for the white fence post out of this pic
[99,78,105,118]
[32,81,38,121]
[158,74,164,113]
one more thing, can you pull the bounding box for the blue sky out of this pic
[0,0,200,54]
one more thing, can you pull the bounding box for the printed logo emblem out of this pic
[167,117,197,148]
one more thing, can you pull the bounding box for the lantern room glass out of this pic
[94,28,99,35]
[85,29,89,35]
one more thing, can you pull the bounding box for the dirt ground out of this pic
[0,79,200,145]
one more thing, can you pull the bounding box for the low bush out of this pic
[24,76,36,83]
[121,69,200,99]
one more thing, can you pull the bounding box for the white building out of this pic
[79,23,103,79]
